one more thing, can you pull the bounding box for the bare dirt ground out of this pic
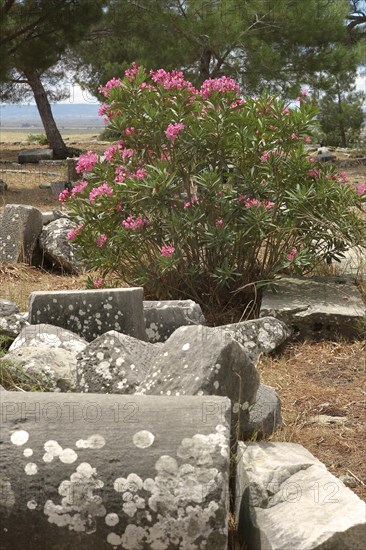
[1,134,365,503]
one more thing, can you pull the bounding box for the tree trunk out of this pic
[199,47,212,82]
[23,70,69,159]
[337,89,347,148]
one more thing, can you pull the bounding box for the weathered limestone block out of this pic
[76,331,163,394]
[38,218,84,273]
[1,346,77,392]
[0,392,231,550]
[0,204,43,264]
[235,441,366,550]
[144,299,206,343]
[0,300,28,338]
[260,276,366,340]
[137,325,260,434]
[29,288,146,342]
[245,384,282,437]
[220,317,290,362]
[18,148,54,164]
[10,324,87,354]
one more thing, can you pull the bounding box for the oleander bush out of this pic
[62,63,366,318]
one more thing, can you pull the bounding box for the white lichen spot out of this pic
[114,473,143,493]
[10,430,29,446]
[25,463,38,475]
[59,448,78,464]
[27,500,37,510]
[213,381,220,389]
[107,532,122,546]
[105,512,119,526]
[44,440,63,456]
[43,453,54,463]
[23,448,33,458]
[182,343,190,351]
[132,430,155,449]
[76,434,106,449]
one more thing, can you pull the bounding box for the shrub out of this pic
[64,64,366,319]
[27,133,48,145]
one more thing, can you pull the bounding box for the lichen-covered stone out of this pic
[144,299,206,342]
[0,391,231,550]
[76,331,162,393]
[1,346,77,392]
[260,276,366,340]
[10,324,87,354]
[38,218,83,273]
[235,441,366,549]
[0,310,28,338]
[220,317,290,362]
[29,288,146,342]
[0,204,43,264]
[245,384,282,437]
[0,299,19,318]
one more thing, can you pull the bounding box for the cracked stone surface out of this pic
[235,441,366,550]
[144,300,206,343]
[0,204,43,264]
[10,324,88,354]
[0,391,230,550]
[260,276,366,340]
[219,317,290,363]
[29,288,146,343]
[39,218,84,273]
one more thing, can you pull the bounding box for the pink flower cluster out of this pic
[287,247,298,261]
[165,122,185,142]
[150,69,196,93]
[356,183,366,195]
[161,243,175,257]
[89,183,113,204]
[76,151,98,174]
[133,168,147,179]
[93,278,104,288]
[104,145,118,162]
[122,216,146,230]
[71,180,88,196]
[200,76,240,99]
[230,98,246,109]
[98,77,123,98]
[239,197,275,210]
[96,234,108,248]
[125,127,135,136]
[59,189,70,203]
[215,218,224,227]
[260,151,271,162]
[67,224,84,241]
[124,62,140,81]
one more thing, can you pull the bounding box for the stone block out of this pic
[143,299,205,342]
[0,204,43,264]
[235,441,366,549]
[245,384,282,437]
[10,324,87,354]
[260,276,366,340]
[29,288,146,342]
[0,391,230,550]
[18,148,54,164]
[38,218,84,273]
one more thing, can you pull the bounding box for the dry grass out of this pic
[258,340,366,501]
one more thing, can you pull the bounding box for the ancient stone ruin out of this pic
[1,286,365,549]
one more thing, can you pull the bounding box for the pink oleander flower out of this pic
[104,145,118,162]
[117,202,123,211]
[230,98,246,109]
[304,136,312,143]
[150,69,196,93]
[200,76,240,99]
[59,189,70,203]
[356,183,366,195]
[133,168,147,179]
[291,133,298,140]
[165,122,185,142]
[114,166,128,183]
[215,218,224,227]
[245,198,262,208]
[98,77,123,98]
[121,147,135,161]
[300,89,308,96]
[125,127,135,137]
[308,157,316,164]
[124,62,140,81]
[308,169,319,178]
[93,278,104,288]
[67,224,84,241]
[238,195,245,202]
[160,243,175,257]
[71,180,88,196]
[282,107,290,115]
[76,151,98,173]
[287,247,298,261]
[261,151,271,162]
[96,234,108,248]
[122,216,146,230]
[98,103,110,123]
[339,171,348,183]
[89,183,113,204]
[263,200,275,210]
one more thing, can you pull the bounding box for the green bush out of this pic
[27,133,48,145]
[63,65,366,318]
